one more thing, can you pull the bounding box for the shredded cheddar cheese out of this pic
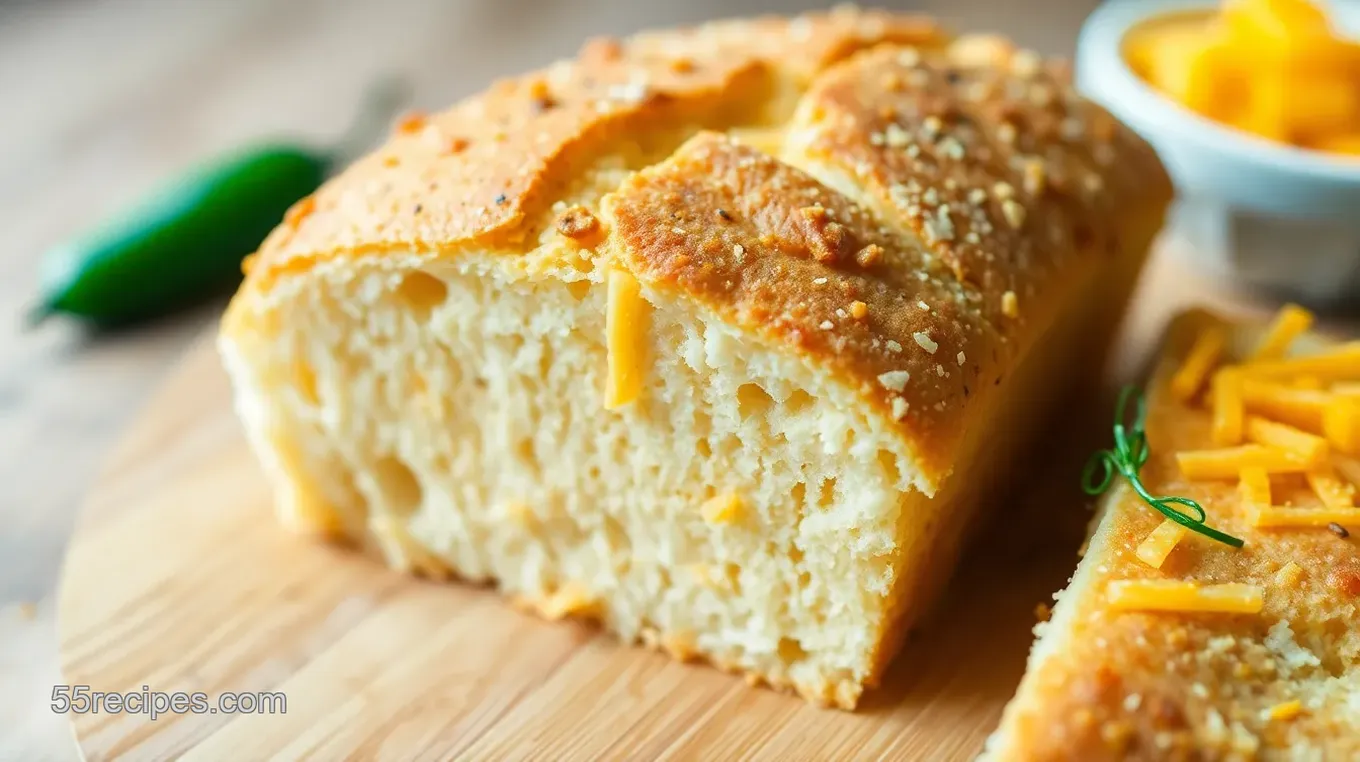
[1211,369,1244,445]
[1332,453,1360,486]
[539,582,599,620]
[1244,415,1330,464]
[1240,379,1330,431]
[701,493,743,524]
[1135,520,1188,569]
[1239,466,1272,507]
[1239,341,1360,381]
[605,269,649,409]
[1170,325,1227,402]
[1106,580,1264,614]
[1323,397,1360,455]
[1266,700,1304,722]
[1274,561,1304,587]
[1249,505,1360,528]
[1331,382,1360,399]
[1305,467,1355,509]
[1249,303,1313,361]
[1177,445,1311,480]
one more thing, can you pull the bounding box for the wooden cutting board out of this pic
[55,253,1264,760]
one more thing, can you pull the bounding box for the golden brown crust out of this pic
[605,38,1171,487]
[607,133,1004,486]
[237,7,1171,489]
[791,42,1168,331]
[246,8,948,280]
[994,311,1360,761]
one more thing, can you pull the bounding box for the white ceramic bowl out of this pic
[1075,0,1360,306]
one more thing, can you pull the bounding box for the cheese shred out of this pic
[1240,380,1330,431]
[1266,700,1305,722]
[1332,454,1360,487]
[1249,505,1360,529]
[1239,342,1360,381]
[1244,416,1330,465]
[1239,466,1272,507]
[1107,579,1264,614]
[1211,369,1244,445]
[1177,445,1311,480]
[1324,397,1360,455]
[605,269,650,409]
[1249,304,1313,361]
[1135,520,1188,569]
[1306,467,1356,509]
[1170,326,1227,402]
[701,493,743,525]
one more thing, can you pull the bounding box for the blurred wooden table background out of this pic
[0,0,1099,758]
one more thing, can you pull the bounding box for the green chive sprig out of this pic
[1082,386,1245,549]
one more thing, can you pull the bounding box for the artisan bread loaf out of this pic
[985,310,1360,759]
[219,7,1172,708]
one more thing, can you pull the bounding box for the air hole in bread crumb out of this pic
[737,383,775,420]
[877,450,902,489]
[777,637,809,663]
[694,411,713,458]
[565,279,591,301]
[818,478,838,509]
[694,410,713,434]
[791,481,807,508]
[372,456,423,517]
[784,389,815,414]
[395,271,448,318]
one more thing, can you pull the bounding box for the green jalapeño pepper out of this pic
[29,78,408,328]
[30,146,328,327]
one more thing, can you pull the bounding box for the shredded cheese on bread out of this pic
[990,305,1360,760]
[1239,466,1272,508]
[1248,505,1360,528]
[1238,342,1360,381]
[1240,379,1330,431]
[1333,453,1360,485]
[1176,444,1312,479]
[604,269,649,409]
[1244,415,1330,465]
[1170,325,1226,402]
[1134,519,1187,568]
[1105,580,1264,614]
[1249,303,1313,361]
[1323,397,1360,455]
[1211,369,1244,445]
[700,492,743,524]
[1305,467,1355,509]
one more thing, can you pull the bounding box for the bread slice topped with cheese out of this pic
[218,8,1172,709]
[986,306,1360,759]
